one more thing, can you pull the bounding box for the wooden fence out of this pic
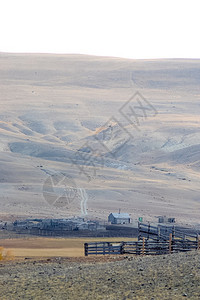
[84,222,200,256]
[84,237,200,256]
[138,222,198,242]
[84,242,122,256]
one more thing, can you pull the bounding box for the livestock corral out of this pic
[0,217,139,238]
[0,218,103,236]
[85,222,200,256]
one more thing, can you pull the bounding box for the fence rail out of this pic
[84,238,200,256]
[84,223,200,256]
[138,222,198,241]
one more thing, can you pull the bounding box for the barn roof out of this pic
[110,213,130,219]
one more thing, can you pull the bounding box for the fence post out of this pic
[148,223,150,240]
[169,233,172,254]
[120,242,124,255]
[197,235,200,250]
[142,237,145,255]
[103,243,105,255]
[136,242,139,255]
[84,243,88,256]
[138,222,141,241]
[108,242,111,254]
[172,226,175,240]
[145,239,148,255]
[157,226,161,241]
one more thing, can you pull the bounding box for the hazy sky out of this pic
[0,0,199,59]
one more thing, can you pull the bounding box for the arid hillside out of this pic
[0,53,200,224]
[0,251,200,299]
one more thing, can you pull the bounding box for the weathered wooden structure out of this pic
[158,216,175,223]
[84,238,200,256]
[138,222,198,241]
[84,222,200,256]
[84,242,123,256]
[3,218,103,236]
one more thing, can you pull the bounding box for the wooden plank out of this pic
[87,248,121,252]
[87,252,121,255]
[84,243,88,256]
[169,233,172,254]
[88,246,121,250]
[142,238,145,255]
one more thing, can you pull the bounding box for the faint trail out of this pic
[79,188,88,215]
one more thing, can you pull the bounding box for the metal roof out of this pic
[110,213,130,219]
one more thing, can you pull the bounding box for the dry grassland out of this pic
[0,237,136,258]
[0,251,199,299]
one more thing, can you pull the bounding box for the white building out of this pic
[108,213,131,224]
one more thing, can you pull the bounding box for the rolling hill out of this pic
[0,53,200,225]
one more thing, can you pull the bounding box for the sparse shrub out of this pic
[0,247,14,261]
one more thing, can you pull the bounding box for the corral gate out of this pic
[84,242,123,256]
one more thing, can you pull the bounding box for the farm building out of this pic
[5,218,103,235]
[108,213,131,224]
[158,216,176,223]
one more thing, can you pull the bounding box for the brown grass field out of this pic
[0,237,136,258]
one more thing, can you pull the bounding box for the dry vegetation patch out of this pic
[0,247,14,261]
[0,237,136,258]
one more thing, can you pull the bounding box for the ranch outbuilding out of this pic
[108,213,131,224]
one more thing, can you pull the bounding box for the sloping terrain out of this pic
[0,252,200,299]
[0,53,200,224]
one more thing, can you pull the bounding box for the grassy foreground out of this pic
[0,251,199,299]
[0,237,199,299]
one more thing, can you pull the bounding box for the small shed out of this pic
[108,213,131,224]
[168,218,175,223]
[158,216,168,223]
[158,216,176,223]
